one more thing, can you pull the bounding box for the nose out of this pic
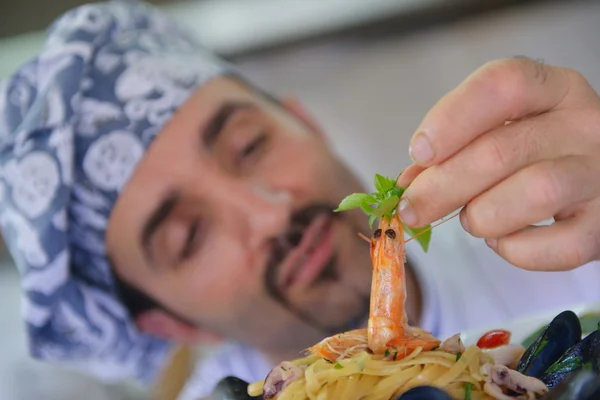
[223,179,292,249]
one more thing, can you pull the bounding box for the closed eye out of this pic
[180,219,200,261]
[236,132,269,166]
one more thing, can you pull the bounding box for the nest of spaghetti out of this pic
[248,333,542,400]
[246,310,600,400]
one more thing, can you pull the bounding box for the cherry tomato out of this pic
[476,329,511,349]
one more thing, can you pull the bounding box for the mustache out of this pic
[264,202,342,332]
[264,202,339,291]
[263,202,371,335]
[268,203,339,266]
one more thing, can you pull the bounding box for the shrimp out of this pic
[368,214,440,355]
[306,328,369,362]
[306,214,439,361]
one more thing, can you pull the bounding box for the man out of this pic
[0,1,598,398]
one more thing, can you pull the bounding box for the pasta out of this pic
[248,344,498,400]
[246,330,553,400]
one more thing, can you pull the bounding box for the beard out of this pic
[263,202,371,336]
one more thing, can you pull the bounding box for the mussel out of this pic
[395,386,454,400]
[540,329,600,388]
[540,370,600,400]
[516,310,582,378]
[212,376,259,400]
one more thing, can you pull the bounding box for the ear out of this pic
[136,309,224,346]
[281,97,327,141]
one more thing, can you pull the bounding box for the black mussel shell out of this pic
[540,329,600,389]
[212,376,259,400]
[517,310,582,378]
[395,386,454,400]
[539,370,600,400]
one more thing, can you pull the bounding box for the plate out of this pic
[460,300,600,346]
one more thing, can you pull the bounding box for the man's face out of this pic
[106,77,372,357]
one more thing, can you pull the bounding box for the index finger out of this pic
[407,57,571,167]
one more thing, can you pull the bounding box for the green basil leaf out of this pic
[372,196,400,218]
[374,174,396,193]
[388,187,406,198]
[335,174,433,254]
[403,223,432,252]
[360,203,376,216]
[368,215,377,229]
[335,193,376,212]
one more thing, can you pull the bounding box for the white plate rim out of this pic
[460,300,600,346]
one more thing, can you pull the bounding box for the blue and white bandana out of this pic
[0,0,240,384]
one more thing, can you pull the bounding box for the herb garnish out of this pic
[464,382,473,400]
[335,173,432,252]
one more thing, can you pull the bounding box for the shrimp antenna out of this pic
[405,209,461,244]
[357,232,371,243]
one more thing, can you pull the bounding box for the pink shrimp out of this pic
[306,214,439,361]
[367,214,440,355]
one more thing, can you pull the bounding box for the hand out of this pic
[397,57,600,272]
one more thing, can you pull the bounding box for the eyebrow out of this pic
[141,191,179,267]
[203,101,257,149]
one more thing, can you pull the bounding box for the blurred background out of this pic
[1,0,599,398]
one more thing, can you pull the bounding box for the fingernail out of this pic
[409,132,434,164]
[486,238,497,249]
[398,197,418,226]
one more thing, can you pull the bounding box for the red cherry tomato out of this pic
[476,329,511,349]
